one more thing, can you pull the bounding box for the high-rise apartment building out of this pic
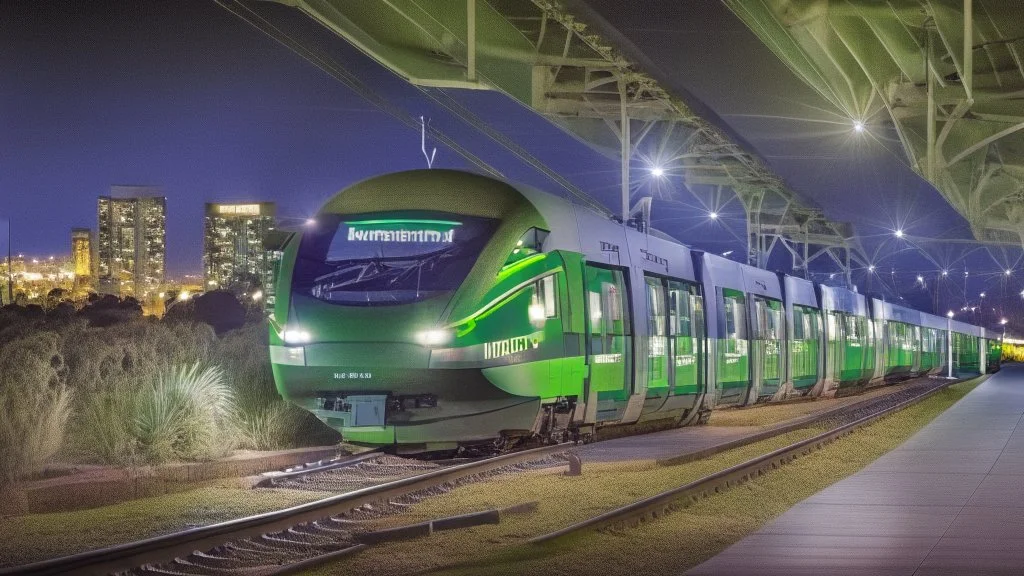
[70,228,95,293]
[97,186,166,298]
[203,202,276,295]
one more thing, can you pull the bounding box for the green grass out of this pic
[0,484,333,568]
[301,377,983,576]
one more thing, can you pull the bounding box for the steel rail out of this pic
[530,375,983,544]
[3,444,569,576]
[254,449,383,487]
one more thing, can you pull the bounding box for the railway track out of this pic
[2,446,569,576]
[529,375,978,544]
[2,375,971,576]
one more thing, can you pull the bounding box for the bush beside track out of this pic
[0,295,339,489]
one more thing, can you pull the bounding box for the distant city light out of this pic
[894,229,904,238]
[722,250,733,257]
[252,290,263,302]
[178,290,190,301]
[868,265,876,272]
[1007,269,1013,276]
[709,212,719,220]
[942,270,948,276]
[305,218,316,226]
[947,310,955,318]
[1001,318,1009,325]
[981,292,986,298]
[916,275,924,283]
[651,166,665,177]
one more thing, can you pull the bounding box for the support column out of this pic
[947,318,954,378]
[963,0,973,100]
[926,26,937,181]
[619,78,630,222]
[466,0,477,82]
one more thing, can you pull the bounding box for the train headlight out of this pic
[283,327,311,345]
[416,329,453,347]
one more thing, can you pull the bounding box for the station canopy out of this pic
[248,0,870,277]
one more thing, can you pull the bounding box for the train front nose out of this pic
[270,207,542,449]
[270,338,539,448]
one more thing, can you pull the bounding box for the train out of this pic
[268,170,1002,452]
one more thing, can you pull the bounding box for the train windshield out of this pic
[292,212,498,306]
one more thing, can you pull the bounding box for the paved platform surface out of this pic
[689,366,1023,576]
[575,425,763,462]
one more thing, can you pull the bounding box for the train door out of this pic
[716,288,750,406]
[845,314,869,384]
[584,265,632,420]
[827,311,847,385]
[750,296,783,401]
[668,280,703,398]
[645,276,670,399]
[790,305,819,390]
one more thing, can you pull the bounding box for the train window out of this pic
[646,278,667,337]
[292,211,498,306]
[793,305,818,340]
[586,267,631,337]
[721,289,747,340]
[504,227,550,267]
[753,297,781,340]
[532,274,557,318]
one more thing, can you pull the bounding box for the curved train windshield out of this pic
[292,212,498,306]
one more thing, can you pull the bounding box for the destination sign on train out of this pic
[344,219,460,243]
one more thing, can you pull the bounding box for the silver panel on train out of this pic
[783,276,818,309]
[819,285,868,316]
[870,298,922,327]
[700,252,782,300]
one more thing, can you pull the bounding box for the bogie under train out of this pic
[269,170,1000,452]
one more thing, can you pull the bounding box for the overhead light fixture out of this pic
[853,120,865,133]
[947,311,955,318]
[894,229,904,238]
[1007,269,1013,276]
[651,166,665,177]
[709,212,719,220]
[917,275,924,283]
[868,265,876,272]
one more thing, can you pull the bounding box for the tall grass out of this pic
[0,384,73,487]
[0,304,338,474]
[136,363,235,462]
[0,330,73,486]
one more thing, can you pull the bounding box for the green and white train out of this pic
[269,170,1000,452]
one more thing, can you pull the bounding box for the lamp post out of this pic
[3,218,11,306]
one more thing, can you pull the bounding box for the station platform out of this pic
[689,364,1024,576]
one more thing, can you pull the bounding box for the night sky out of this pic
[2,0,1021,328]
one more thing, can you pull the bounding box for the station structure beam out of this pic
[253,0,865,280]
[723,0,1024,247]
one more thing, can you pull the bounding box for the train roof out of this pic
[696,251,783,301]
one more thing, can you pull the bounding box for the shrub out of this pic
[215,322,339,449]
[0,331,73,486]
[0,384,72,487]
[134,363,237,463]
